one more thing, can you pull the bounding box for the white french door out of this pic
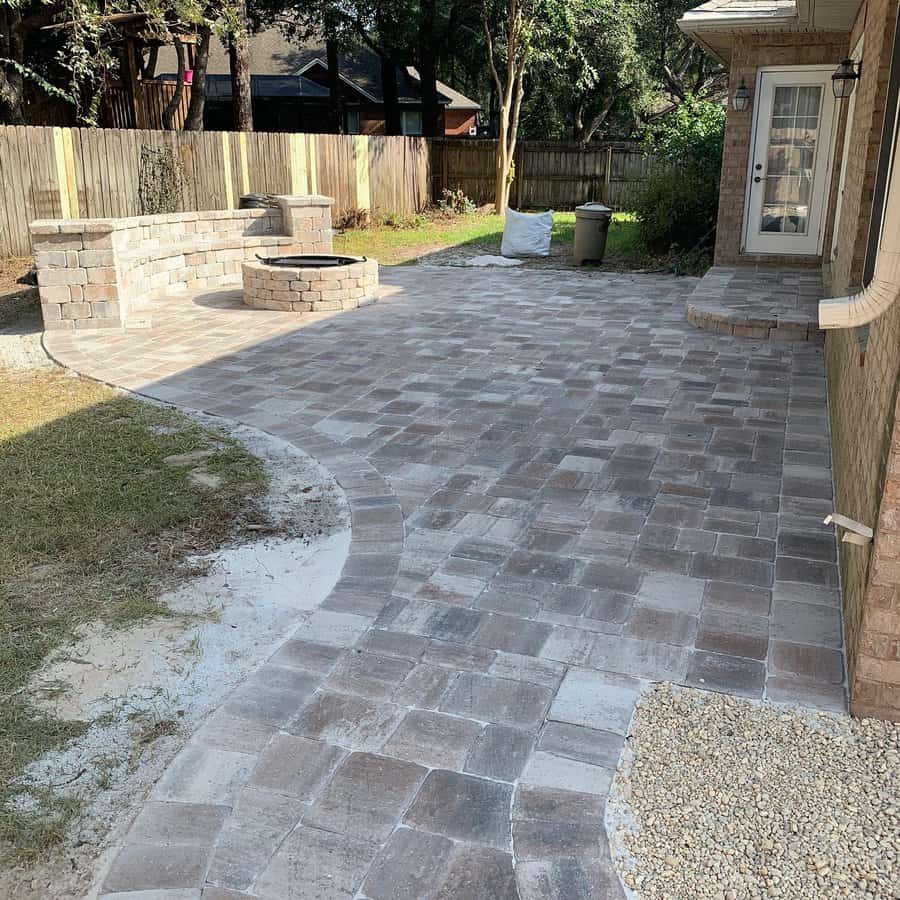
[745,68,838,255]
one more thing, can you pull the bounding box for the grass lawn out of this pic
[333,211,642,266]
[0,369,266,861]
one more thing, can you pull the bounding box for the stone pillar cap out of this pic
[275,195,335,207]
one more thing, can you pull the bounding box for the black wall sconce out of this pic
[732,79,751,112]
[832,59,862,98]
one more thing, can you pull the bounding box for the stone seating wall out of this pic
[30,194,333,331]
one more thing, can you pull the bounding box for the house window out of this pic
[345,109,361,134]
[401,110,423,135]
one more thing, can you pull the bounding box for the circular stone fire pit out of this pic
[242,254,379,312]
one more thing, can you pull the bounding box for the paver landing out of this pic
[44,267,844,899]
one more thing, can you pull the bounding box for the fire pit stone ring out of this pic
[241,254,379,312]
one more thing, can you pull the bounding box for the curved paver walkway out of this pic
[45,267,844,899]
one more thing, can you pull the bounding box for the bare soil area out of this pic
[0,373,350,898]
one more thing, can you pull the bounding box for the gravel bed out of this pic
[608,684,899,899]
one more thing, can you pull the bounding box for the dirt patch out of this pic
[0,256,34,296]
[0,256,46,368]
[2,415,351,899]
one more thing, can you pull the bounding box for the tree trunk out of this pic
[184,26,210,131]
[229,0,253,132]
[326,38,343,133]
[0,67,25,126]
[0,7,26,125]
[574,95,614,145]
[142,46,159,80]
[488,79,497,138]
[502,60,526,211]
[494,94,511,212]
[418,0,441,136]
[162,38,186,130]
[380,53,401,135]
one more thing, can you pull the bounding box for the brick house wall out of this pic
[715,31,849,267]
[824,0,900,718]
[444,110,477,137]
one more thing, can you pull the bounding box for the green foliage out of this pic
[437,188,475,216]
[380,210,429,229]
[0,57,75,105]
[632,0,726,104]
[632,96,725,254]
[644,94,725,175]
[630,166,717,254]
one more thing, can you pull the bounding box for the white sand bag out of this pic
[501,208,553,258]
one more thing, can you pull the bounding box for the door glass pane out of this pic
[760,84,823,235]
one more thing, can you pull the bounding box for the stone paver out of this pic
[686,266,823,341]
[53,267,844,899]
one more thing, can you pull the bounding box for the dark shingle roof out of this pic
[199,73,329,98]
[156,29,479,110]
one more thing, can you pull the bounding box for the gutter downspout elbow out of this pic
[819,277,900,329]
[819,105,900,330]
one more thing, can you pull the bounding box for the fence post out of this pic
[513,142,525,209]
[289,133,307,195]
[238,132,250,195]
[52,127,80,219]
[440,139,448,201]
[221,132,234,208]
[306,135,318,194]
[354,135,371,210]
[605,145,612,206]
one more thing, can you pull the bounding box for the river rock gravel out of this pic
[608,684,900,899]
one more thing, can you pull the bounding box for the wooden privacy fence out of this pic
[0,126,655,257]
[0,125,430,257]
[430,139,654,210]
[104,82,192,131]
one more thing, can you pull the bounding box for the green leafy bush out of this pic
[437,188,476,216]
[633,96,725,254]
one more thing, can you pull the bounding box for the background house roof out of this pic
[197,73,329,99]
[157,28,479,110]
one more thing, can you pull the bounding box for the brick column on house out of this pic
[851,389,900,719]
[823,0,900,720]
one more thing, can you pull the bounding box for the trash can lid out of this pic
[575,202,612,218]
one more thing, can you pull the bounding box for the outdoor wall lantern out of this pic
[832,59,862,98]
[732,79,751,112]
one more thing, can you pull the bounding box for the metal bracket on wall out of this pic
[824,513,874,546]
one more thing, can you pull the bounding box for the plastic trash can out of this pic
[573,202,612,265]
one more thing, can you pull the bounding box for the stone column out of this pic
[274,195,334,254]
[31,219,123,330]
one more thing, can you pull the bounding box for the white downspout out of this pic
[819,97,900,329]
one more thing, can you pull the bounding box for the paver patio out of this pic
[44,266,844,898]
